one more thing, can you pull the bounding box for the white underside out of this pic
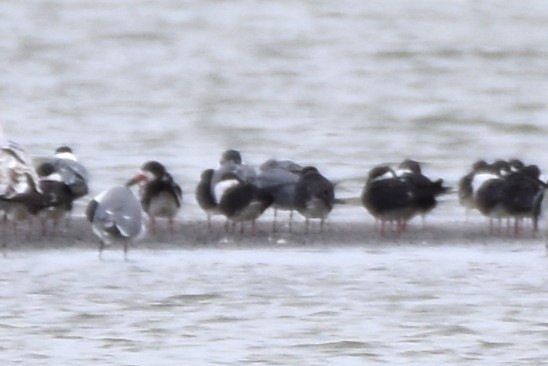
[147,192,179,219]
[232,201,266,222]
[302,198,330,219]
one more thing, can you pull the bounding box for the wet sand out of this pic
[2,216,545,253]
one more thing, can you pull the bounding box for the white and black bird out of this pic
[35,162,74,235]
[500,163,546,236]
[458,160,492,214]
[471,160,510,227]
[86,186,143,260]
[214,172,273,233]
[48,146,89,201]
[459,159,544,236]
[126,161,182,234]
[195,168,219,230]
[362,165,416,236]
[294,166,335,233]
[207,149,273,233]
[396,159,450,226]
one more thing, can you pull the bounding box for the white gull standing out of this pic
[86,186,144,260]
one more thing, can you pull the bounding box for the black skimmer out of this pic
[49,146,89,201]
[215,172,273,234]
[458,160,491,214]
[294,166,335,233]
[207,150,266,233]
[35,162,74,235]
[470,160,510,233]
[195,169,219,230]
[362,165,416,236]
[126,161,182,234]
[86,186,143,260]
[500,164,546,236]
[256,159,303,232]
[461,159,543,235]
[396,159,450,226]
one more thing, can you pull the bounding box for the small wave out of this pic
[200,315,246,324]
[294,340,374,351]
[479,340,514,349]
[165,293,223,302]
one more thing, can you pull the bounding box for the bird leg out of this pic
[168,217,175,236]
[65,210,72,228]
[98,241,105,260]
[1,221,6,258]
[288,210,294,233]
[40,217,48,239]
[514,217,523,238]
[380,219,386,237]
[52,217,60,236]
[272,208,278,233]
[26,218,34,241]
[149,217,156,235]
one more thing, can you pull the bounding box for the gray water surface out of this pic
[2,246,548,365]
[2,0,548,364]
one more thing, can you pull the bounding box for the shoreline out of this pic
[2,216,545,252]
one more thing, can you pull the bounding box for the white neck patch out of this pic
[55,152,77,161]
[41,172,63,182]
[370,170,395,183]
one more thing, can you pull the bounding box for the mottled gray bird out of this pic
[294,166,335,233]
[0,128,42,240]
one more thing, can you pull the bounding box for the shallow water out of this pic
[2,0,548,364]
[2,246,548,365]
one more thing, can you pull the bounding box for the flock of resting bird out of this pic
[2,128,548,259]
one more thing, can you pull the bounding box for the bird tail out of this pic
[433,179,452,195]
